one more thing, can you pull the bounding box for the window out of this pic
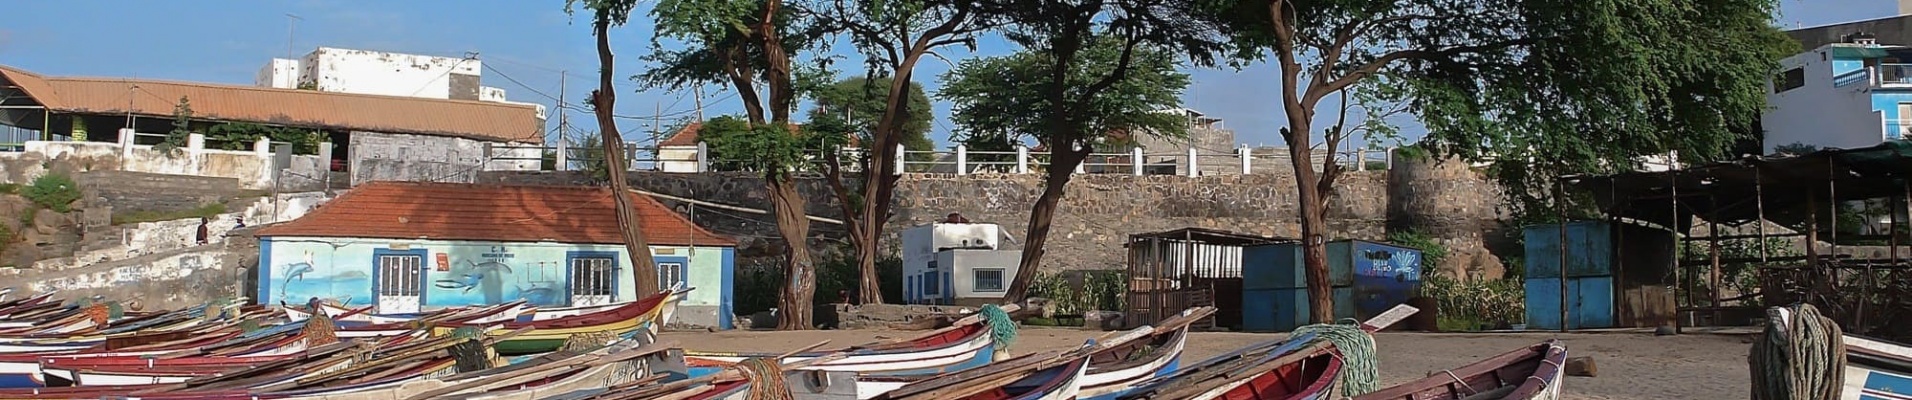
[570,257,616,297]
[973,269,1006,292]
[657,262,686,289]
[1774,67,1806,93]
[922,272,940,296]
[377,254,423,296]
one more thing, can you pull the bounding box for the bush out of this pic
[732,250,904,315]
[1386,229,1448,274]
[111,203,227,225]
[0,183,19,194]
[1418,274,1525,330]
[22,173,81,212]
[1027,270,1127,315]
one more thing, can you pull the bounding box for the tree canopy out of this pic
[940,36,1191,166]
[810,77,934,156]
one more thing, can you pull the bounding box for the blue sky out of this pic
[0,0,1893,149]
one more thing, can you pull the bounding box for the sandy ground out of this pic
[662,327,1753,399]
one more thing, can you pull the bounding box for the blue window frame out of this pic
[566,251,621,301]
[654,256,689,291]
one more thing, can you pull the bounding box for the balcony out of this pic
[1835,64,1912,89]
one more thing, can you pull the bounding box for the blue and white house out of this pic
[1765,36,1912,154]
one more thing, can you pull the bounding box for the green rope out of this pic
[980,304,1019,355]
[238,318,262,333]
[449,326,485,341]
[1293,323,1379,398]
[1750,303,1845,400]
[106,302,123,320]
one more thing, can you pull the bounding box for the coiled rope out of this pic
[302,311,338,346]
[737,357,792,400]
[559,330,618,353]
[1293,322,1379,398]
[1750,303,1845,400]
[980,304,1019,358]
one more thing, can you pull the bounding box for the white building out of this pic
[1763,36,1912,155]
[900,217,1021,305]
[255,47,546,121]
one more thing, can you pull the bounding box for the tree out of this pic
[815,0,999,305]
[809,77,935,160]
[941,0,1213,302]
[643,0,833,329]
[1203,0,1793,323]
[566,0,662,297]
[157,96,194,155]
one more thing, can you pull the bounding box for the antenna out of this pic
[284,14,304,58]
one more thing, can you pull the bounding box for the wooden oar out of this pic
[271,327,535,390]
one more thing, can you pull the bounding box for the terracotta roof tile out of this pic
[0,65,544,144]
[255,182,733,246]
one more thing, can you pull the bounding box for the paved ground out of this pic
[662,327,1754,399]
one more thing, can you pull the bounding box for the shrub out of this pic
[111,203,227,225]
[1386,229,1448,274]
[1027,270,1127,315]
[1418,274,1525,330]
[732,249,904,314]
[0,183,19,194]
[22,173,81,212]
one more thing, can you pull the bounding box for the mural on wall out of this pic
[426,245,571,307]
[1352,242,1423,319]
[275,249,373,307]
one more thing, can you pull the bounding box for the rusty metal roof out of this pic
[0,64,543,144]
[254,181,734,246]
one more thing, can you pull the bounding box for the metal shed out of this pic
[1125,228,1296,330]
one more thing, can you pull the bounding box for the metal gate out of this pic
[570,257,617,306]
[376,254,424,314]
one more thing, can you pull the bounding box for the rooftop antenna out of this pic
[284,14,303,58]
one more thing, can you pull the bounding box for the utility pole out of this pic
[285,14,303,59]
[694,85,704,122]
[558,71,568,170]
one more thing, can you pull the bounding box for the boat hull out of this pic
[1845,335,1912,400]
[687,323,995,378]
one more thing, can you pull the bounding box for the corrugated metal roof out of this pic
[254,181,734,246]
[0,64,543,144]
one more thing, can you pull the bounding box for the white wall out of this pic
[658,146,701,172]
[1765,48,1889,154]
[256,58,303,89]
[301,47,479,100]
[6,134,328,190]
[941,249,1021,299]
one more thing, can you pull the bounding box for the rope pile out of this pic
[980,304,1019,357]
[560,330,618,352]
[737,357,792,400]
[1293,323,1380,398]
[448,339,493,373]
[302,312,339,346]
[1750,303,1846,400]
[82,304,110,326]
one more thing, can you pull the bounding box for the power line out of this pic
[485,63,718,121]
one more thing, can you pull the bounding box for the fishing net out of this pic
[106,302,124,320]
[83,304,110,326]
[1750,303,1845,400]
[1293,322,1380,398]
[979,304,1019,357]
[560,330,618,353]
[737,357,792,400]
[448,339,493,373]
[302,311,339,346]
[238,318,263,333]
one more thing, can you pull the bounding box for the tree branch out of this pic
[1304,37,1534,108]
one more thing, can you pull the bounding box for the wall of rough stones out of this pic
[481,160,1502,274]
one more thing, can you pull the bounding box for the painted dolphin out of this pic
[464,260,513,276]
[516,284,562,305]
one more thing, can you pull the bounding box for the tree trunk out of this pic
[591,14,659,297]
[770,173,816,329]
[1002,145,1089,304]
[1287,142,1333,323]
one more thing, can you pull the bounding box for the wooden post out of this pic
[1668,166,1681,334]
[1558,178,1570,333]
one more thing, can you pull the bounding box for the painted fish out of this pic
[516,283,562,306]
[434,274,485,293]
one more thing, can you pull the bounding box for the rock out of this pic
[1654,325,1677,336]
[749,311,778,330]
[1565,356,1597,377]
[1083,311,1123,331]
[32,209,62,233]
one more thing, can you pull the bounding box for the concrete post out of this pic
[1131,147,1144,176]
[1015,145,1029,174]
[555,140,569,171]
[894,144,907,175]
[1239,146,1252,175]
[696,141,710,173]
[187,133,206,173]
[1356,148,1367,171]
[1186,147,1200,177]
[955,144,968,175]
[1386,147,1396,170]
[254,137,271,157]
[118,128,135,158]
[1074,157,1085,174]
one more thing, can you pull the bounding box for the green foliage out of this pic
[204,123,326,155]
[809,77,935,160]
[23,173,80,213]
[1026,270,1127,315]
[701,115,847,177]
[156,96,194,155]
[1677,237,1799,301]
[1418,275,1525,330]
[635,0,835,101]
[1773,143,1820,156]
[542,134,612,183]
[0,183,18,194]
[111,203,227,226]
[940,36,1191,160]
[734,251,903,314]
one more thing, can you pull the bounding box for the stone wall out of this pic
[76,171,238,215]
[1387,156,1510,280]
[0,137,328,191]
[348,131,539,186]
[480,162,1504,274]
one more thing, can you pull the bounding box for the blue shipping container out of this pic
[1243,287,1355,332]
[1349,241,1422,321]
[1524,277,1615,330]
[1242,242,1359,290]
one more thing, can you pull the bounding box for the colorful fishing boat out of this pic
[851,307,1209,400]
[684,304,1020,379]
[1116,305,1419,400]
[1844,335,1912,400]
[870,344,1095,400]
[1353,340,1567,400]
[434,289,683,355]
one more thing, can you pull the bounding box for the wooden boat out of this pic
[435,290,683,356]
[1116,305,1419,400]
[1352,340,1567,400]
[871,345,1095,400]
[1844,335,1912,400]
[685,304,1020,379]
[853,307,1211,400]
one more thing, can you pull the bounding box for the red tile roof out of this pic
[255,182,734,246]
[0,65,545,144]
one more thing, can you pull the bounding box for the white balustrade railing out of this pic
[522,141,1400,176]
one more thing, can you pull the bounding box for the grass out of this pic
[111,203,228,225]
[0,183,19,194]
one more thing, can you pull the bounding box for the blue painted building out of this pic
[1765,37,1912,155]
[254,182,739,329]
